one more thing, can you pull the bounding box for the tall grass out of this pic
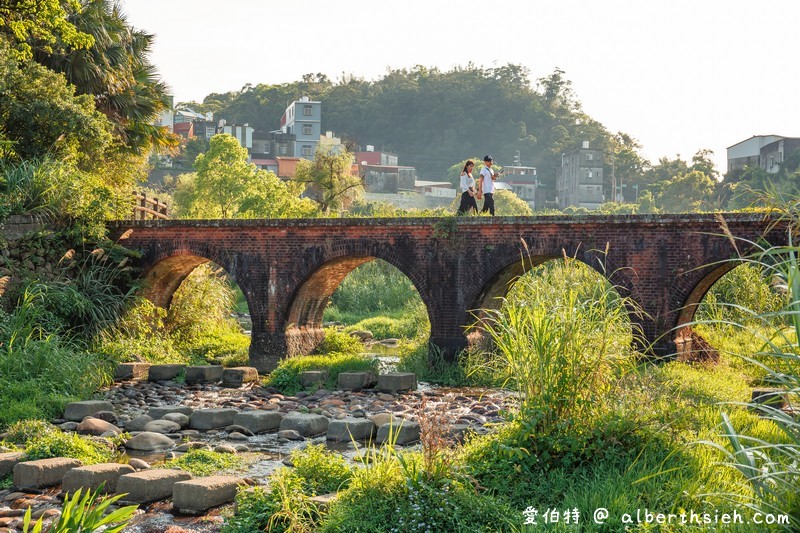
[475,251,640,427]
[695,194,800,525]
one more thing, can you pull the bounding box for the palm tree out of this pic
[34,0,177,154]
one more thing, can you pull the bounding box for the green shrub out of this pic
[23,431,115,464]
[290,444,352,495]
[266,352,379,395]
[164,449,244,476]
[315,327,363,356]
[2,419,57,445]
[223,469,318,533]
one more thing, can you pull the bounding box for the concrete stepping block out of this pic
[76,417,121,436]
[327,418,376,442]
[185,365,224,384]
[13,458,82,490]
[337,372,377,391]
[148,406,194,419]
[172,476,245,514]
[233,411,282,434]
[114,362,151,381]
[0,452,24,478]
[376,421,421,445]
[116,469,192,504]
[143,420,182,434]
[63,401,114,422]
[148,364,185,382]
[377,373,417,393]
[62,463,135,494]
[124,432,177,452]
[222,367,259,388]
[299,370,327,388]
[279,413,329,437]
[189,409,238,431]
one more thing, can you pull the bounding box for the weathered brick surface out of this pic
[109,215,789,370]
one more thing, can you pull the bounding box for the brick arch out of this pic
[281,242,430,357]
[138,244,248,313]
[467,243,617,313]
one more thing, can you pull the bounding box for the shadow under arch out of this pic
[138,251,252,319]
[673,262,739,332]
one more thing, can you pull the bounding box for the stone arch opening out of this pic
[287,257,428,331]
[468,255,636,350]
[139,253,252,355]
[679,262,787,361]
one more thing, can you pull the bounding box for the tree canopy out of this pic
[172,133,318,219]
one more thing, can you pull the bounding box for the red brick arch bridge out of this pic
[109,214,787,372]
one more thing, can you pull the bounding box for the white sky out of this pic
[124,0,800,174]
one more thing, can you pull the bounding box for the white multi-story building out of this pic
[280,96,321,158]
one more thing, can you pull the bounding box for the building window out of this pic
[302,145,313,157]
[304,105,313,116]
[586,153,593,161]
[303,124,313,135]
[279,145,287,155]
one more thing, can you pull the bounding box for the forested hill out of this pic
[187,65,615,182]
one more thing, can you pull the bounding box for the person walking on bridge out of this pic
[457,160,478,215]
[479,155,497,216]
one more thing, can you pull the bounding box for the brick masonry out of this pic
[108,214,788,372]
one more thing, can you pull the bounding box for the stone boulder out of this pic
[114,362,151,381]
[124,432,177,452]
[124,415,153,432]
[76,417,122,436]
[162,413,190,428]
[338,372,377,391]
[0,452,24,478]
[148,364,185,382]
[143,420,182,434]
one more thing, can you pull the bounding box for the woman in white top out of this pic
[457,160,478,215]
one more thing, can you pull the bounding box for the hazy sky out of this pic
[125,0,799,174]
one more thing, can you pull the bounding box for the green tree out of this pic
[607,132,648,199]
[656,170,717,212]
[494,189,533,216]
[0,0,93,60]
[293,144,362,213]
[0,40,112,168]
[33,0,176,154]
[174,133,317,219]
